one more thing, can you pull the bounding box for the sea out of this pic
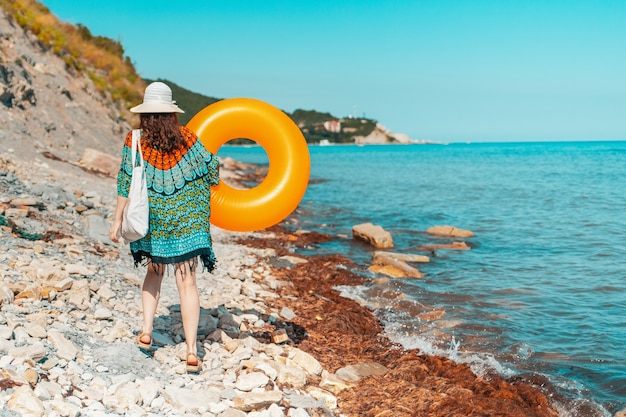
[217,141,626,416]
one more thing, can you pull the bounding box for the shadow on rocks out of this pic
[151,304,307,357]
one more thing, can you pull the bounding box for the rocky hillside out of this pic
[0,6,130,168]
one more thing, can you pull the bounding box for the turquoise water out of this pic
[217,141,626,416]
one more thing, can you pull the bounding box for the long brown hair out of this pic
[140,113,185,152]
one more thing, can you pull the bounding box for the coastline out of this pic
[231,141,626,416]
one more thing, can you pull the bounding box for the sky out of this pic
[42,0,626,143]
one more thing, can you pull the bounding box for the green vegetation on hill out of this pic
[158,81,379,144]
[290,110,377,144]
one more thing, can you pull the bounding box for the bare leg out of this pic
[175,258,200,361]
[140,262,165,344]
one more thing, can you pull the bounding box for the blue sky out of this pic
[43,0,625,142]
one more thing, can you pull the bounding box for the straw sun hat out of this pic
[130,81,184,114]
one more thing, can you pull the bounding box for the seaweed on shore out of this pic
[238,225,560,417]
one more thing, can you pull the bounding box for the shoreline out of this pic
[236,226,564,417]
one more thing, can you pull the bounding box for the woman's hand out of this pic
[109,218,122,243]
[110,196,129,243]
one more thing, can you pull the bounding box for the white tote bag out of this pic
[121,129,149,242]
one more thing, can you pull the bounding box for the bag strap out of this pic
[131,129,144,169]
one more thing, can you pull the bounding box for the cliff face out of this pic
[354,123,416,144]
[0,8,129,166]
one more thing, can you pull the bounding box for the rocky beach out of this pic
[0,148,568,417]
[0,154,346,417]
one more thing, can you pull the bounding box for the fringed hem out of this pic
[131,248,216,273]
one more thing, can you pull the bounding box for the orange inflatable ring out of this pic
[186,98,310,232]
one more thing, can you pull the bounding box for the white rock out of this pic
[280,306,297,320]
[283,393,323,409]
[26,260,67,282]
[7,385,46,416]
[235,371,270,392]
[217,407,247,417]
[279,255,308,265]
[233,390,284,412]
[138,376,161,406]
[78,387,104,402]
[101,394,119,410]
[335,362,389,382]
[25,313,49,329]
[84,404,108,416]
[319,370,355,393]
[277,363,307,389]
[161,387,221,412]
[114,381,142,408]
[66,279,91,308]
[0,324,13,340]
[0,338,14,356]
[9,341,46,361]
[289,348,323,376]
[0,284,14,305]
[47,329,78,361]
[268,403,285,417]
[306,386,338,410]
[96,284,116,301]
[101,322,128,341]
[89,376,109,391]
[49,398,81,417]
[4,313,22,330]
[34,380,63,400]
[241,281,259,298]
[107,373,134,395]
[0,354,13,367]
[239,313,260,323]
[40,357,58,371]
[81,371,94,381]
[53,277,75,291]
[93,307,113,320]
[1,367,27,384]
[231,346,254,363]
[242,358,279,381]
[208,401,230,414]
[288,407,311,417]
[240,335,262,350]
[13,327,29,344]
[65,262,98,276]
[26,322,48,339]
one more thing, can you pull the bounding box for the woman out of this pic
[109,81,219,373]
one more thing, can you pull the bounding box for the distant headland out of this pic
[159,79,438,145]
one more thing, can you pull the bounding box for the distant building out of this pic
[323,120,341,133]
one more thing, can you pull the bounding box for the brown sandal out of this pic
[136,333,152,350]
[186,353,202,373]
